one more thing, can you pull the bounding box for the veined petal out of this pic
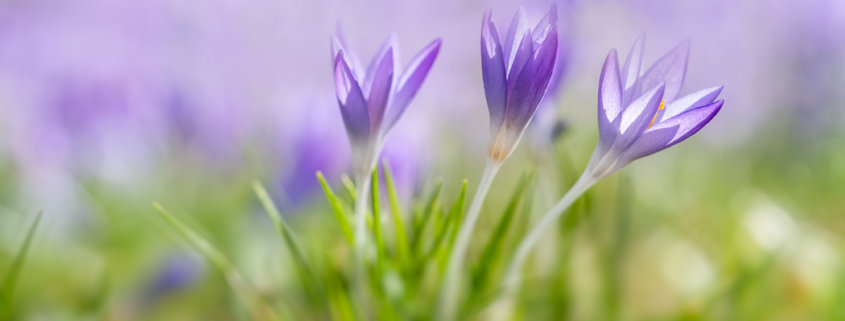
[618,83,665,144]
[620,34,644,105]
[367,48,394,131]
[334,53,370,142]
[639,40,690,102]
[482,9,508,128]
[622,99,723,160]
[363,34,399,95]
[385,38,442,131]
[505,30,558,131]
[662,85,723,121]
[598,50,623,146]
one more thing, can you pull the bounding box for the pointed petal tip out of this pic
[676,39,692,56]
[429,38,443,50]
[547,2,559,24]
[605,49,620,65]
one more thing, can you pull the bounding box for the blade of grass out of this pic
[371,167,385,268]
[410,181,443,255]
[317,172,355,244]
[0,211,42,320]
[323,253,364,321]
[252,181,317,287]
[382,160,410,266]
[341,174,357,202]
[153,203,281,321]
[426,180,467,265]
[445,180,469,255]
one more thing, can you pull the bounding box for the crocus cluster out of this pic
[482,6,559,162]
[327,6,725,320]
[587,36,724,179]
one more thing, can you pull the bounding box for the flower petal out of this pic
[506,33,535,92]
[331,26,364,78]
[531,3,557,46]
[661,85,723,121]
[598,49,623,147]
[639,40,689,102]
[620,34,644,105]
[363,34,399,95]
[504,7,530,75]
[622,99,723,160]
[366,48,394,131]
[482,9,508,129]
[384,38,442,131]
[334,53,370,142]
[618,83,665,145]
[504,30,558,131]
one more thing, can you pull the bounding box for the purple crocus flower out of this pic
[481,5,559,162]
[587,36,724,178]
[331,29,442,175]
[141,253,204,304]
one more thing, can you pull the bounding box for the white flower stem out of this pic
[352,148,378,316]
[354,171,373,261]
[438,158,503,321]
[501,170,597,293]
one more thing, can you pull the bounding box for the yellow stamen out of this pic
[647,99,666,129]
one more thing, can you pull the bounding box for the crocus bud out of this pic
[481,5,559,162]
[331,28,442,174]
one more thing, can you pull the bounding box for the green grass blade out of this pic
[340,174,357,202]
[371,167,385,266]
[428,180,467,264]
[0,211,42,318]
[410,181,443,254]
[471,173,533,292]
[445,180,469,255]
[252,181,316,285]
[317,171,355,244]
[382,160,410,265]
[153,203,281,321]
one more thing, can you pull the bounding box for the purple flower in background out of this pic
[141,253,204,304]
[481,5,559,162]
[587,36,724,178]
[332,28,442,175]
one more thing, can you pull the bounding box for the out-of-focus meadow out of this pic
[0,0,844,320]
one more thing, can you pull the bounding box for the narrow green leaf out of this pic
[153,203,281,321]
[324,256,359,321]
[410,181,443,254]
[371,167,385,266]
[317,171,355,244]
[252,180,316,286]
[340,174,357,202]
[382,160,410,265]
[445,180,469,256]
[471,173,533,291]
[427,180,467,264]
[153,203,229,269]
[0,211,42,318]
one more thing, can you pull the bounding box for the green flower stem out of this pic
[502,171,597,294]
[438,159,503,321]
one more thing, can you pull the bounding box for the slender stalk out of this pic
[352,169,374,313]
[354,172,374,262]
[438,159,503,321]
[502,171,598,293]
